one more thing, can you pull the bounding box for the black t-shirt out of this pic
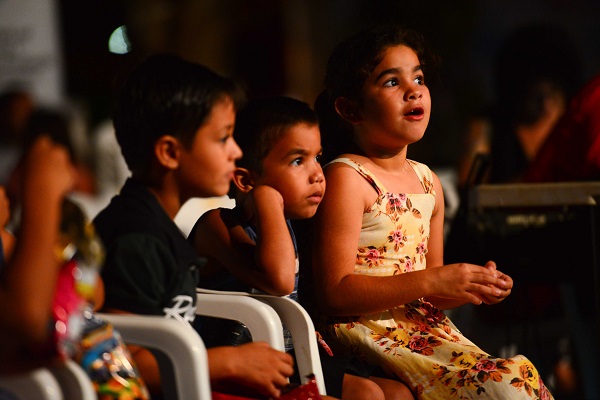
[93,178,203,324]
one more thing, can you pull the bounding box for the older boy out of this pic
[93,54,293,398]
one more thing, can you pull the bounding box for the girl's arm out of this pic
[312,163,504,316]
[425,171,512,309]
[193,185,297,295]
[422,172,471,309]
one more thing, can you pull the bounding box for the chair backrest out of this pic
[252,294,327,395]
[197,289,327,395]
[196,290,286,351]
[97,313,212,400]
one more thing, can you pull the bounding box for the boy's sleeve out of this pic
[101,233,178,315]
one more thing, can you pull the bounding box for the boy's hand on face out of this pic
[245,185,285,218]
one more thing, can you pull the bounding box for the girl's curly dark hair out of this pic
[315,24,438,164]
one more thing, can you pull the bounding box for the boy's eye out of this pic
[220,133,232,143]
[315,154,323,164]
[291,157,303,166]
[383,78,398,87]
[414,75,424,85]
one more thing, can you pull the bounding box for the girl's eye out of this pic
[315,154,323,164]
[383,78,398,87]
[291,157,303,166]
[414,75,424,85]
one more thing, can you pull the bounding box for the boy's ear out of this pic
[154,135,180,170]
[232,167,255,193]
[335,97,361,124]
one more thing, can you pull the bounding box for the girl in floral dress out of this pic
[308,24,554,399]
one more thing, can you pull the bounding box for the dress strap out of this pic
[325,158,387,196]
[406,159,436,195]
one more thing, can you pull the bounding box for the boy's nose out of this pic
[231,141,243,160]
[310,165,325,183]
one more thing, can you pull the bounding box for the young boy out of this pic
[189,96,410,400]
[189,96,324,301]
[92,54,294,399]
[189,96,324,351]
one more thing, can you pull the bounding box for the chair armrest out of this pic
[250,294,326,395]
[196,289,286,351]
[197,289,326,395]
[48,359,97,400]
[0,367,63,400]
[97,313,212,400]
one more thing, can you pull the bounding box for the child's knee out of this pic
[369,376,415,400]
[342,374,385,400]
[384,382,414,400]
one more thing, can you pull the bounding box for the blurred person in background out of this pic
[0,89,34,185]
[525,72,600,183]
[457,23,583,186]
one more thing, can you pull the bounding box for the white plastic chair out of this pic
[99,291,324,399]
[0,360,98,400]
[197,288,327,395]
[48,360,97,400]
[97,313,212,400]
[99,294,285,400]
[0,366,63,400]
[196,290,286,351]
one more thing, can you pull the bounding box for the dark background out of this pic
[57,0,600,171]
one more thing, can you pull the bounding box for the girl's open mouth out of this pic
[405,107,424,116]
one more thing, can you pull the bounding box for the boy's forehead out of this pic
[197,98,236,131]
[266,123,321,156]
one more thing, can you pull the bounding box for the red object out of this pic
[526,73,600,182]
[212,375,322,400]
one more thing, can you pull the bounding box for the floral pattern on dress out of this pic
[322,158,554,400]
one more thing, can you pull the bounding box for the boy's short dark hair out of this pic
[234,96,318,175]
[113,53,245,176]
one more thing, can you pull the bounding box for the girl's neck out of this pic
[352,133,409,172]
[350,151,423,194]
[357,147,409,173]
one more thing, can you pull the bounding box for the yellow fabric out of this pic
[324,158,554,400]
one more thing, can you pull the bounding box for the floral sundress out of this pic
[323,158,554,400]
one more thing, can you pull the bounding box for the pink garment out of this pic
[52,259,86,359]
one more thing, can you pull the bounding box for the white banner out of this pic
[0,0,63,106]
